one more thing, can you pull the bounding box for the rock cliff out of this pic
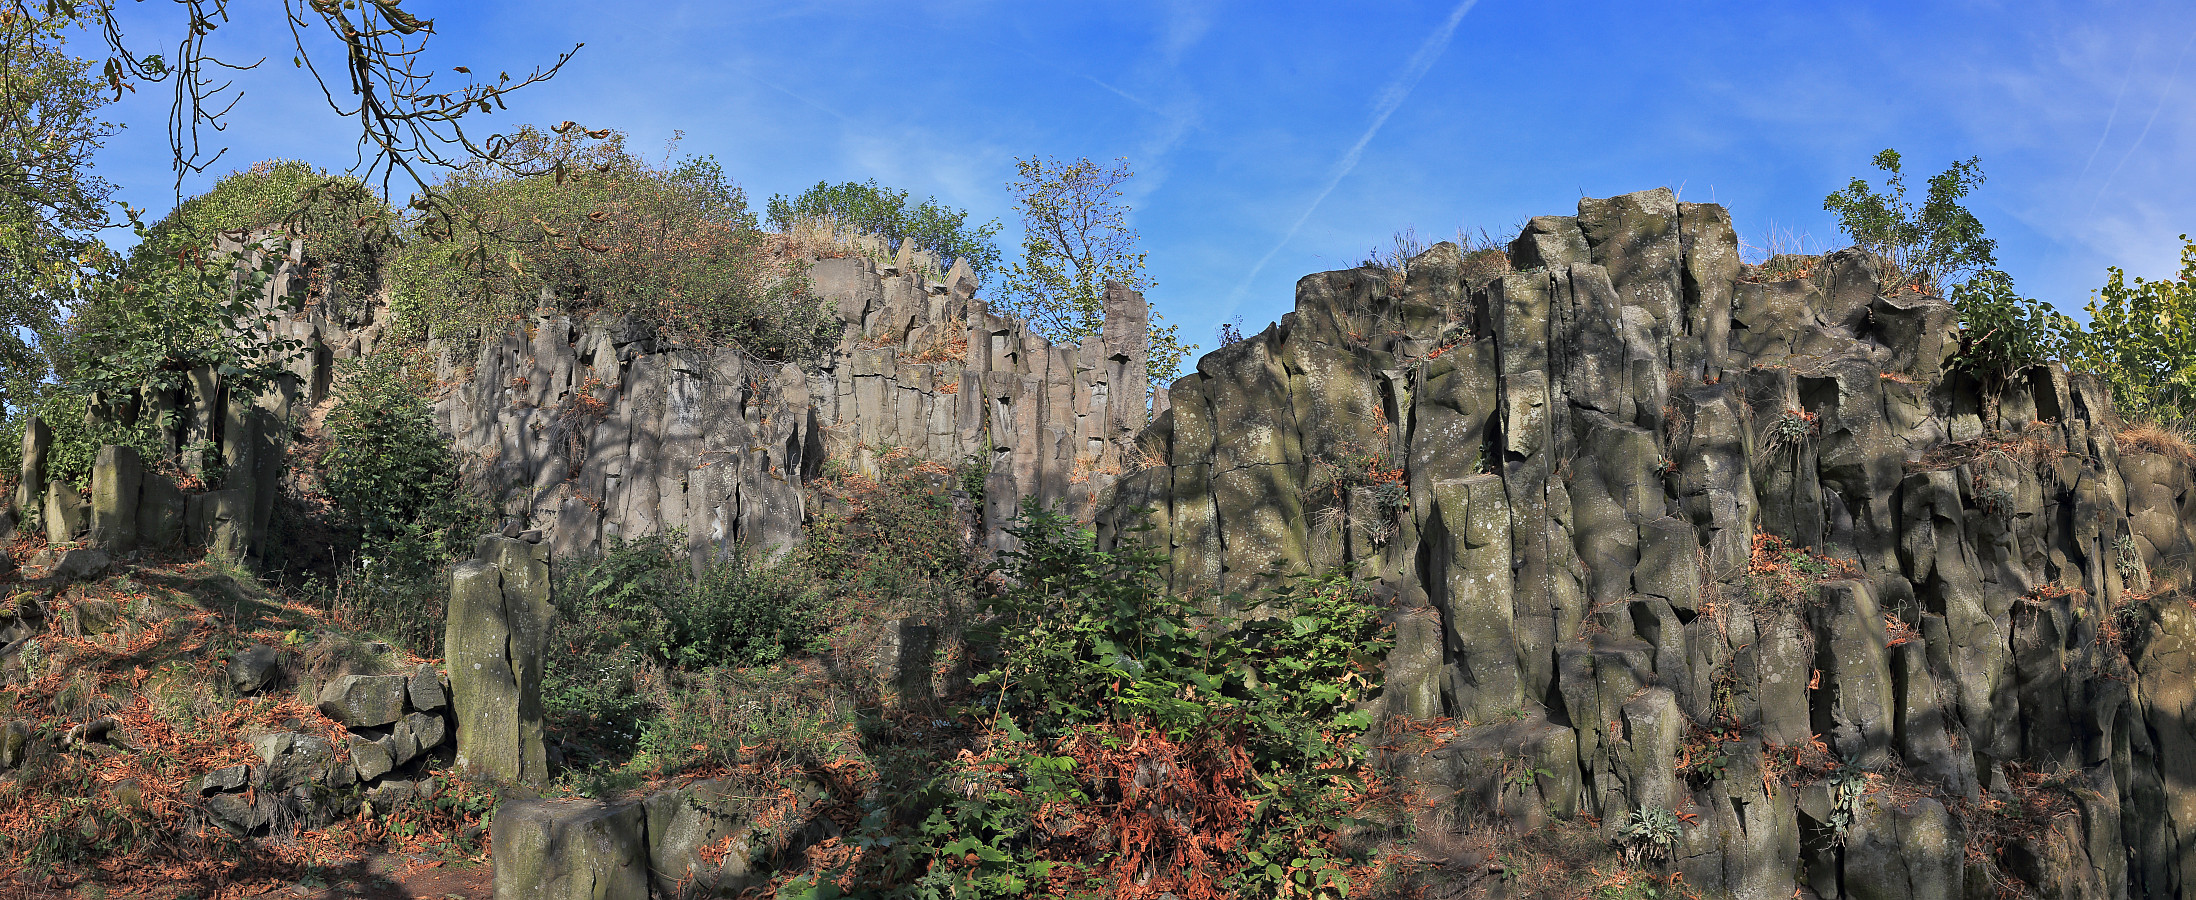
[1098,187,2196,899]
[390,239,1149,562]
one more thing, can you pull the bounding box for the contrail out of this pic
[2092,26,2196,211]
[2075,57,2137,182]
[1228,0,1481,303]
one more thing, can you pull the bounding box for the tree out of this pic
[0,9,117,406]
[1823,149,1996,294]
[1002,155,1192,385]
[2056,236,2196,422]
[765,179,1001,281]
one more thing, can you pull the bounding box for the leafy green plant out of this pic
[322,352,465,550]
[1951,268,2063,382]
[1823,148,1996,294]
[1825,765,1869,844]
[2056,235,2196,422]
[662,548,819,668]
[1619,806,1685,864]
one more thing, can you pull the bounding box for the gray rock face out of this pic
[227,645,280,694]
[1094,188,2196,899]
[447,534,553,787]
[316,674,410,727]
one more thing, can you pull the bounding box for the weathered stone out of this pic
[407,664,448,712]
[643,780,755,895]
[194,763,250,794]
[404,711,446,755]
[249,732,333,791]
[135,472,187,549]
[0,719,28,769]
[42,479,85,542]
[49,548,109,582]
[347,733,394,782]
[491,798,648,900]
[204,792,273,833]
[87,445,142,551]
[227,645,280,694]
[447,535,552,787]
[316,674,410,727]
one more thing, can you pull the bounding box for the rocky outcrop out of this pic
[412,242,1152,561]
[1097,187,2196,899]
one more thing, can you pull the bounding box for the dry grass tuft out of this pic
[2118,421,2196,465]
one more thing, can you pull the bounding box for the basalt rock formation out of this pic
[1098,187,2196,899]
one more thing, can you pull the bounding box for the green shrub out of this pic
[390,127,829,359]
[1950,268,2061,382]
[2056,235,2196,422]
[765,179,1001,280]
[127,160,392,318]
[813,503,1396,897]
[1823,148,1996,294]
[323,352,468,549]
[663,548,819,668]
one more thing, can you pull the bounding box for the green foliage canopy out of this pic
[2057,236,2196,422]
[0,11,118,403]
[1002,156,1193,385]
[1823,149,1997,294]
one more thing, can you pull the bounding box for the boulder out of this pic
[407,664,448,712]
[492,798,648,900]
[348,733,395,782]
[135,472,187,550]
[0,720,29,769]
[0,548,13,579]
[227,645,281,694]
[194,764,251,794]
[249,732,334,791]
[41,478,85,542]
[87,444,142,551]
[644,780,756,894]
[48,547,108,582]
[204,792,273,834]
[316,674,410,727]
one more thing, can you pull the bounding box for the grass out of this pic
[2118,419,2196,465]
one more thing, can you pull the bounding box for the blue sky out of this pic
[86,1,2196,355]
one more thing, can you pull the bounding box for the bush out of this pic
[390,127,830,359]
[817,502,1397,897]
[322,352,468,549]
[1949,268,2061,382]
[663,548,819,668]
[765,179,1001,280]
[2056,235,2196,422]
[1823,148,1996,294]
[128,160,392,317]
